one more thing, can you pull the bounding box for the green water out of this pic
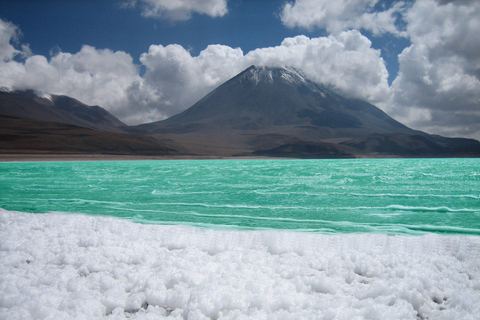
[0,158,479,235]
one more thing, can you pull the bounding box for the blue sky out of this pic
[0,0,408,82]
[1,1,301,59]
[0,0,479,139]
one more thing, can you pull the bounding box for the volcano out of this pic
[135,66,480,158]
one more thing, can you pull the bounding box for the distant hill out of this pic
[0,90,127,132]
[133,66,480,158]
[0,115,179,156]
[0,90,179,156]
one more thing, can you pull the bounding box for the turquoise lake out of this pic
[1,158,479,235]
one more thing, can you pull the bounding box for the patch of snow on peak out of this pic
[267,69,274,83]
[280,66,307,86]
[246,66,309,86]
[248,66,274,85]
[30,89,53,101]
[244,65,339,98]
[0,86,12,93]
[40,93,53,101]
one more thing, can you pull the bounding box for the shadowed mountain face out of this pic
[132,66,480,157]
[0,90,179,156]
[0,115,179,156]
[137,66,409,137]
[0,90,127,132]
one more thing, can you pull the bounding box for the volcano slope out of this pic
[134,66,480,158]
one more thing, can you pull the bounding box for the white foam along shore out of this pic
[1,209,479,320]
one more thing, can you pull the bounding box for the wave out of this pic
[151,190,224,196]
[386,204,479,213]
[323,205,479,215]
[148,202,312,211]
[125,210,480,236]
[175,210,333,224]
[25,198,134,206]
[253,190,330,196]
[135,202,480,215]
[351,193,480,199]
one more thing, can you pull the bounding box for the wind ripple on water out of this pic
[0,158,479,235]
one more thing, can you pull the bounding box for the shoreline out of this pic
[0,153,283,162]
[1,152,477,163]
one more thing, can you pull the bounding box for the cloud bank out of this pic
[135,31,391,122]
[1,0,480,139]
[390,0,480,139]
[0,18,390,126]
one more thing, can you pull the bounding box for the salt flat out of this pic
[1,209,479,319]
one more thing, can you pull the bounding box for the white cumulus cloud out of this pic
[128,31,391,123]
[245,31,391,105]
[280,0,407,36]
[129,43,246,122]
[0,17,391,126]
[391,0,480,138]
[0,19,22,61]
[124,0,228,21]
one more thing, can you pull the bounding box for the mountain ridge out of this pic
[0,90,179,157]
[0,89,127,132]
[1,66,479,158]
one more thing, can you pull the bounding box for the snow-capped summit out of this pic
[241,65,308,86]
[237,65,339,100]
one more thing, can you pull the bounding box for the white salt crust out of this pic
[0,208,479,319]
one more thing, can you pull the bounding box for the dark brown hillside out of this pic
[0,90,127,132]
[0,115,178,156]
